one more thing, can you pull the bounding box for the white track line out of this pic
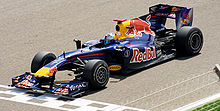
[0,84,146,111]
[173,93,220,111]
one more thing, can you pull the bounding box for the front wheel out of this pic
[31,51,56,73]
[83,60,109,89]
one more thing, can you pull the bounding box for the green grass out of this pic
[192,99,220,111]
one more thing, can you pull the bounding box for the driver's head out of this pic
[104,33,115,45]
[105,33,115,39]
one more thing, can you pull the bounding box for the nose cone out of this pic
[34,67,53,77]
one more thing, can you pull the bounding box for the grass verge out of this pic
[192,99,220,111]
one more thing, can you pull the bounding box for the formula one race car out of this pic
[11,4,203,97]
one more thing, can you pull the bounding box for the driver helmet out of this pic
[104,33,115,45]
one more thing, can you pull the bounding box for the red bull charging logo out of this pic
[126,15,155,37]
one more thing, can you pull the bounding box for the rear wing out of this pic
[149,4,193,29]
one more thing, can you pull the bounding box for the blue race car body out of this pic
[11,4,203,97]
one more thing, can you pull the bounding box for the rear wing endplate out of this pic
[149,4,193,29]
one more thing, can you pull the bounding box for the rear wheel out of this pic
[83,60,109,89]
[176,26,203,56]
[31,51,56,73]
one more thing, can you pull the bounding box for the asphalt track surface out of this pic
[0,0,220,111]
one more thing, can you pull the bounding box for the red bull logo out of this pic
[130,47,156,63]
[181,10,193,25]
[126,15,155,37]
[172,7,180,11]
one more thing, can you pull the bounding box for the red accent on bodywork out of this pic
[67,53,105,62]
[91,40,99,44]
[49,68,57,74]
[59,53,106,66]
[124,43,144,47]
[126,15,155,36]
[113,19,127,22]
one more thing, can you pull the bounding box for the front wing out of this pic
[11,72,88,97]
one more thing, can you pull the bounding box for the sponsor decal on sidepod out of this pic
[130,47,156,63]
[109,65,122,71]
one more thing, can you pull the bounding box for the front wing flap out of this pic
[52,81,88,96]
[12,72,39,89]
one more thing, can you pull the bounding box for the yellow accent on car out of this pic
[109,65,122,71]
[114,20,135,40]
[34,67,53,77]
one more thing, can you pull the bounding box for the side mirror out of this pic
[73,39,81,49]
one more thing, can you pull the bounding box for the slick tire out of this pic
[83,60,109,89]
[31,51,56,73]
[176,26,203,56]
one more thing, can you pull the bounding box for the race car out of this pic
[11,4,203,97]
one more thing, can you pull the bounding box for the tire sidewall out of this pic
[176,27,203,56]
[83,60,110,89]
[186,29,203,54]
[31,51,56,73]
[92,62,109,87]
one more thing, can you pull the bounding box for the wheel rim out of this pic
[189,33,202,50]
[95,66,108,84]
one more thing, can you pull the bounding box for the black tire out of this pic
[31,51,56,73]
[176,26,203,56]
[83,60,109,89]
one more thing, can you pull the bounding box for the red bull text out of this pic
[130,47,156,63]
